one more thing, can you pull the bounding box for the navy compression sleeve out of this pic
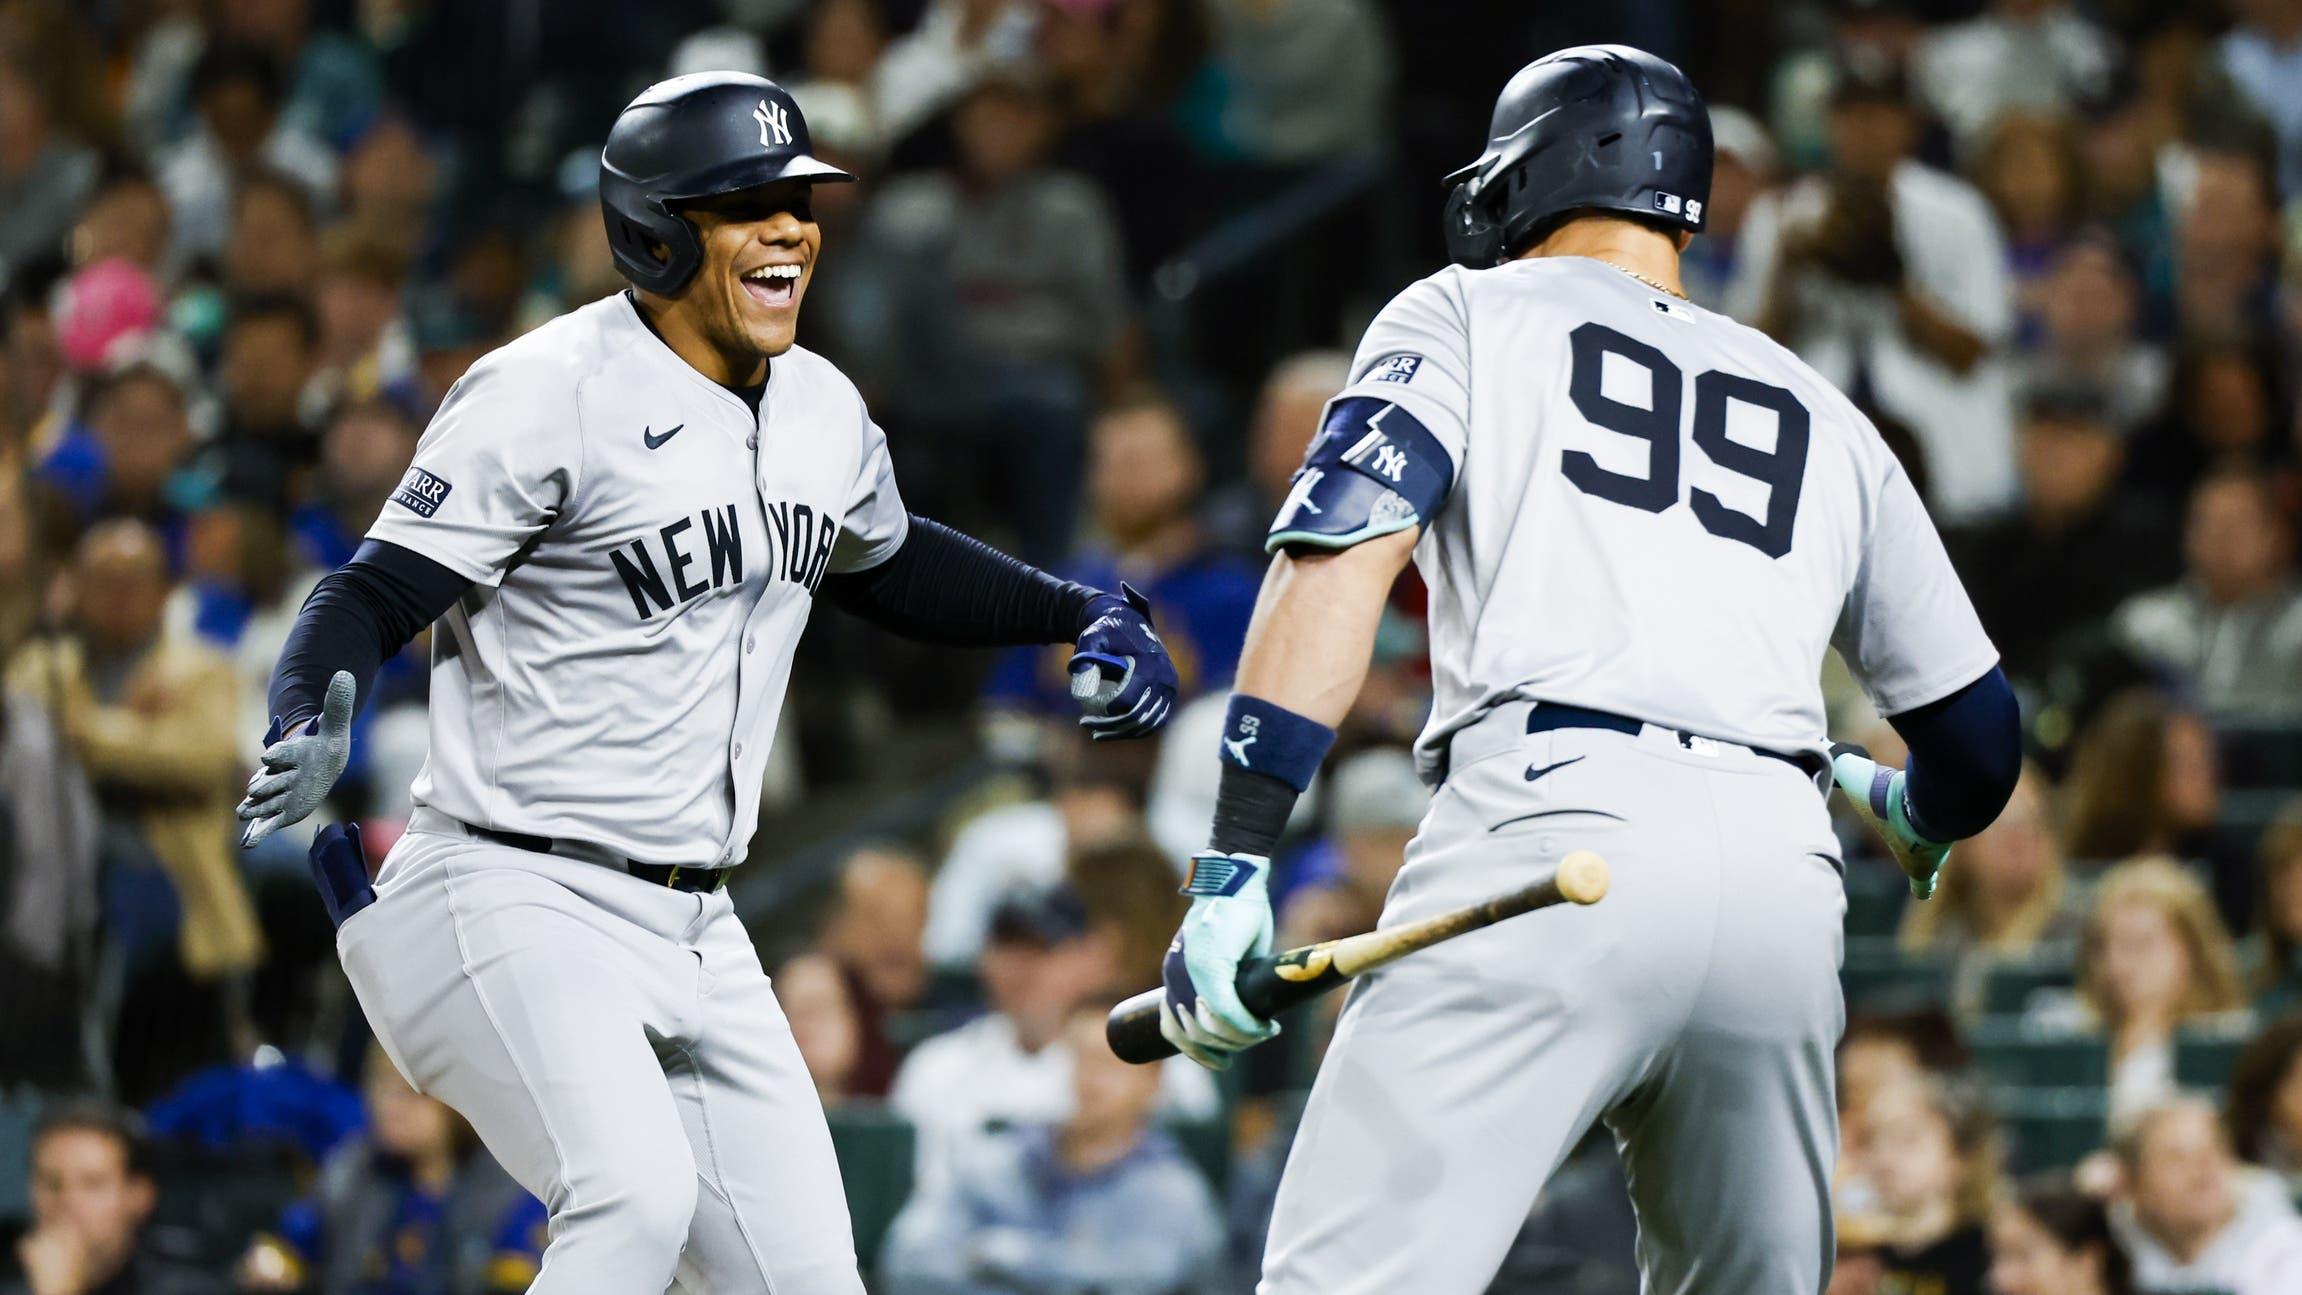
[268,539,470,730]
[1885,665,2022,842]
[819,514,1097,646]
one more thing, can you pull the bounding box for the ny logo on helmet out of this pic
[754,99,792,148]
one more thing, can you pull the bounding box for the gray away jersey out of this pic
[1306,258,1997,778]
[367,293,908,866]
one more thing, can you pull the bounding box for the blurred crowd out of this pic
[7,0,2302,1292]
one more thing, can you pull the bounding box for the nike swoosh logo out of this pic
[643,424,685,450]
[1524,756,1584,784]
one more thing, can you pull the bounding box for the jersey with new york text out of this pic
[366,293,908,866]
[1303,257,1997,779]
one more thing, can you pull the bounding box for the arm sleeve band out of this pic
[1886,664,2022,842]
[268,539,471,731]
[1206,695,1337,857]
[819,514,1097,645]
[1267,397,1456,554]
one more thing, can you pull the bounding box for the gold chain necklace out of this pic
[1596,259,1688,301]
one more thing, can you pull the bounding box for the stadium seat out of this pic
[1993,1086,2111,1174]
[827,1108,915,1273]
[1966,1016,2109,1089]
[1980,950,2078,1017]
[1843,864,1909,939]
[2212,722,2302,790]
[2173,1025,2254,1091]
[1840,937,1952,1014]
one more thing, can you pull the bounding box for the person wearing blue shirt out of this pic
[881,1000,1222,1295]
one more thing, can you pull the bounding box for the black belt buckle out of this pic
[629,861,728,894]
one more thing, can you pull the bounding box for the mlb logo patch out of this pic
[390,466,454,518]
[1368,354,1423,385]
[1654,192,1683,215]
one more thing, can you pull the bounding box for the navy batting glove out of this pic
[307,822,377,929]
[1068,583,1178,741]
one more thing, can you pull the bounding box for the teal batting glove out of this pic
[1831,745,1952,901]
[1159,853,1281,1071]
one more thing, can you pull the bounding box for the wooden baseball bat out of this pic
[1106,850,1610,1065]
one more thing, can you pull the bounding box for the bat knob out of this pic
[1556,851,1610,905]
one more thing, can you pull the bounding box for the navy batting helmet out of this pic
[1441,46,1711,269]
[600,72,854,296]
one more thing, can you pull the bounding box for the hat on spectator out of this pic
[1329,748,1430,836]
[1826,52,1911,108]
[987,882,1093,948]
[56,258,162,373]
[1709,106,1778,176]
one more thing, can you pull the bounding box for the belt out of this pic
[1522,703,1825,778]
[461,822,729,894]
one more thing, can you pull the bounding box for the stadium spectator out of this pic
[818,843,933,1098]
[2226,1014,2302,1199]
[211,0,385,152]
[201,293,322,503]
[925,741,1151,968]
[2241,824,2302,1025]
[2221,0,2302,198]
[2124,337,2279,510]
[1204,350,1349,557]
[1200,0,1391,166]
[0,650,99,1091]
[775,952,866,1108]
[2112,469,2302,720]
[2018,233,2170,433]
[1915,0,2116,159]
[1065,834,1187,996]
[236,1047,542,1294]
[334,116,435,264]
[287,398,418,575]
[854,69,1131,560]
[2079,858,2250,1128]
[2061,690,2223,866]
[1988,1174,2137,1295]
[2172,149,2281,343]
[66,169,172,281]
[2112,1097,2302,1294]
[1682,105,1776,311]
[36,363,195,539]
[1729,59,2017,523]
[1949,381,2175,688]
[6,1100,224,1295]
[984,391,1260,720]
[1839,1074,2001,1295]
[1899,763,2082,1012]
[892,882,1216,1177]
[155,43,333,262]
[8,519,257,973]
[1973,113,2088,345]
[880,998,1223,1294]
[869,0,1038,146]
[0,49,98,289]
[221,169,317,297]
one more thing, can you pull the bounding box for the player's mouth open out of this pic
[741,263,802,309]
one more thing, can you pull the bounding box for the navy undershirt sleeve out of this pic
[820,514,1097,646]
[268,539,471,731]
[1885,665,2022,842]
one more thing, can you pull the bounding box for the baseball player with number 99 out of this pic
[1156,47,2023,1294]
[233,75,1176,1293]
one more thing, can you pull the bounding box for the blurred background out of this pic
[5,0,2302,1291]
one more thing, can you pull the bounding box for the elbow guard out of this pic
[1266,397,1455,554]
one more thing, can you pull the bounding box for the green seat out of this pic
[1966,1016,2109,1088]
[827,1108,915,1272]
[1840,937,1952,1014]
[1980,953,2077,1017]
[1163,1116,1231,1192]
[1844,865,1908,938]
[2174,1027,2252,1090]
[1994,1086,2111,1174]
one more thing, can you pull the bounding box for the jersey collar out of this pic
[614,291,769,419]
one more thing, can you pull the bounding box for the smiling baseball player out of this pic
[233,74,1177,1294]
[1156,47,2023,1294]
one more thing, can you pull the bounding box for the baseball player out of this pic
[232,74,1179,1294]
[1157,47,2023,1294]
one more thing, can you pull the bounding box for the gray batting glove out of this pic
[237,671,356,849]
